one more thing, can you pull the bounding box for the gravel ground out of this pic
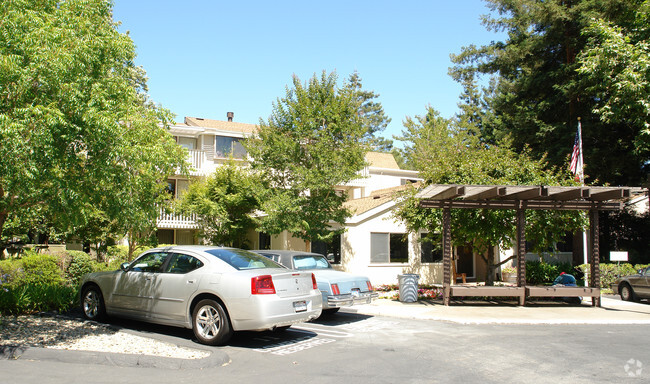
[0,313,210,359]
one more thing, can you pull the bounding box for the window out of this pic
[215,136,246,159]
[259,232,271,250]
[371,233,408,263]
[311,233,341,264]
[177,137,197,150]
[293,255,331,270]
[164,253,203,274]
[206,249,280,270]
[130,252,168,273]
[420,233,443,263]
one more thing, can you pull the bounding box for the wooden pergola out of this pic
[415,184,640,307]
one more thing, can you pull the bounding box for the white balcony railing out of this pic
[156,206,199,229]
[187,149,205,175]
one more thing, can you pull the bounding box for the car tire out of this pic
[81,285,106,322]
[192,299,233,346]
[620,283,636,302]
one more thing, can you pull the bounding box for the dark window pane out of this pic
[389,234,408,263]
[421,233,443,263]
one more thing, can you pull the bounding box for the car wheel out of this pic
[192,299,233,346]
[620,283,636,302]
[81,285,106,321]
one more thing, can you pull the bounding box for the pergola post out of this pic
[589,209,601,307]
[442,203,452,306]
[516,202,526,305]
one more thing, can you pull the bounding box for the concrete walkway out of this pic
[345,296,650,325]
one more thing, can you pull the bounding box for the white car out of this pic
[80,246,322,345]
[252,250,378,315]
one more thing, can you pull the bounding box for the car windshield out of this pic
[206,249,282,270]
[293,255,332,270]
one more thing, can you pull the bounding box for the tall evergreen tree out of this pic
[344,71,393,151]
[450,0,646,186]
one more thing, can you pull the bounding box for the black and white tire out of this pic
[620,283,636,302]
[81,285,106,321]
[192,299,233,346]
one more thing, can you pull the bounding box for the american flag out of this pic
[570,120,584,183]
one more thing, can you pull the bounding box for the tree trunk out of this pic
[485,246,496,286]
[0,210,7,260]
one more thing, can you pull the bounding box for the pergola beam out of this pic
[420,200,622,211]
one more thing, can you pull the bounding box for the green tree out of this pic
[450,0,646,186]
[344,71,393,151]
[177,163,262,249]
[0,0,187,257]
[246,71,368,248]
[395,106,584,285]
[577,1,650,164]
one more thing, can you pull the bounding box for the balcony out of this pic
[187,149,206,175]
[156,206,199,229]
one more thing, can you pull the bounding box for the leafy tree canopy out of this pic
[450,0,647,186]
[246,71,368,245]
[177,163,262,249]
[395,105,585,284]
[0,0,187,254]
[577,1,650,168]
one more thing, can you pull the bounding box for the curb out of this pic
[0,344,230,369]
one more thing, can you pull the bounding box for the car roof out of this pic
[251,250,324,257]
[148,245,238,253]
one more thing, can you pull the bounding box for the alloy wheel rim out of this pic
[84,291,98,318]
[196,305,220,339]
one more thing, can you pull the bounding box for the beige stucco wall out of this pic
[339,207,443,286]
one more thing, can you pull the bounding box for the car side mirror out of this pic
[120,262,131,271]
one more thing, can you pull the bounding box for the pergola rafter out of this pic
[415,184,644,306]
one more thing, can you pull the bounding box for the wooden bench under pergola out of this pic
[415,184,641,307]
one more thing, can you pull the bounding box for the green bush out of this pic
[65,251,97,287]
[106,245,131,270]
[525,261,575,285]
[0,283,78,315]
[578,263,650,289]
[15,252,65,286]
[0,259,22,288]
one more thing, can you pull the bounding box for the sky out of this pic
[112,0,505,142]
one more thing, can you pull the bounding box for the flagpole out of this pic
[572,117,589,285]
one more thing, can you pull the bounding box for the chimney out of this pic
[227,112,234,122]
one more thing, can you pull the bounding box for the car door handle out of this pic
[187,280,195,284]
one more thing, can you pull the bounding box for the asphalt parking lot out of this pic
[2,297,650,383]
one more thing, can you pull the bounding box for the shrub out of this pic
[525,261,575,285]
[0,283,78,315]
[65,251,97,287]
[13,252,65,287]
[106,245,131,270]
[0,259,22,288]
[578,263,650,289]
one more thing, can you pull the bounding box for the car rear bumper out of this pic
[228,292,322,331]
[325,291,379,309]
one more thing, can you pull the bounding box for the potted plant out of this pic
[501,266,517,283]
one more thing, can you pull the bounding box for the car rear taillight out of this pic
[366,281,374,291]
[251,275,276,294]
[331,283,340,295]
[312,273,318,290]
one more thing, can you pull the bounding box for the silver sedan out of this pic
[252,250,378,315]
[80,246,322,345]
